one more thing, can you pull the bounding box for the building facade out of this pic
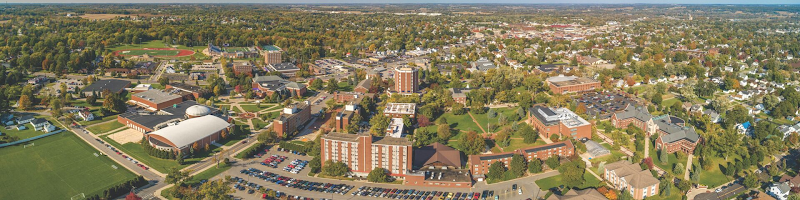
[320,132,413,177]
[384,103,416,119]
[652,115,700,154]
[610,104,656,135]
[273,102,312,137]
[469,140,575,176]
[604,160,659,200]
[528,106,592,140]
[546,75,601,94]
[394,67,419,94]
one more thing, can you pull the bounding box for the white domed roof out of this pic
[186,105,211,117]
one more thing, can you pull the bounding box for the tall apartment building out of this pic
[320,131,413,177]
[393,67,419,94]
[273,102,311,137]
[546,75,601,94]
[527,106,592,140]
[262,45,282,64]
[469,140,575,176]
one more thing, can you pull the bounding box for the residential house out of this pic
[768,182,790,200]
[16,115,35,124]
[30,118,54,132]
[79,110,95,121]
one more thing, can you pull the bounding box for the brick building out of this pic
[262,45,282,64]
[545,75,601,94]
[527,106,592,140]
[165,82,211,100]
[393,67,419,94]
[652,115,700,154]
[469,140,575,176]
[320,131,413,177]
[273,102,311,137]
[354,78,372,94]
[130,90,183,111]
[449,88,472,105]
[334,104,359,132]
[604,160,659,199]
[232,62,254,76]
[252,75,306,98]
[610,104,656,134]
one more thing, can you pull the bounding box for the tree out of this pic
[197,179,233,200]
[487,161,506,181]
[322,161,349,177]
[673,163,685,175]
[517,124,538,144]
[367,168,390,183]
[743,173,759,188]
[165,167,191,184]
[528,159,543,173]
[545,156,560,169]
[18,95,32,110]
[159,77,169,87]
[437,124,451,141]
[87,94,97,106]
[509,154,527,178]
[452,103,466,115]
[659,149,669,164]
[461,131,486,155]
[326,78,339,93]
[369,114,390,136]
[559,159,586,188]
[619,189,634,200]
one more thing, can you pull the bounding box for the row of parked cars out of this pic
[283,159,308,174]
[261,155,288,168]
[277,147,307,156]
[239,168,354,195]
[96,138,148,170]
[351,186,502,200]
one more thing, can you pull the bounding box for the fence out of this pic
[0,129,65,148]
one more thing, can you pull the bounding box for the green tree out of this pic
[660,149,669,164]
[165,167,191,184]
[673,163,684,175]
[86,94,97,106]
[509,154,527,178]
[518,124,538,144]
[487,161,506,181]
[322,161,349,177]
[619,189,634,200]
[197,179,233,200]
[326,78,339,93]
[461,131,486,155]
[558,159,586,188]
[743,173,759,188]
[545,156,560,169]
[528,159,543,173]
[18,95,32,110]
[159,76,169,87]
[369,114,390,136]
[367,168,390,183]
[437,124,451,141]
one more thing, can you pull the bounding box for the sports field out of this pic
[113,48,194,57]
[0,133,137,200]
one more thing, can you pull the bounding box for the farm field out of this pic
[0,133,137,200]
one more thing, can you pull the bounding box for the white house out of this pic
[78,110,95,121]
[768,182,790,200]
[16,115,34,124]
[30,118,51,132]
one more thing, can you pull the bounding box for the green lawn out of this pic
[660,98,681,107]
[101,135,191,173]
[648,147,688,176]
[470,107,520,132]
[161,163,232,199]
[118,49,181,56]
[232,106,243,114]
[589,144,627,166]
[251,118,270,130]
[87,121,125,135]
[643,184,682,200]
[0,133,137,200]
[535,171,603,191]
[77,113,119,126]
[240,104,276,113]
[698,156,734,188]
[438,112,482,133]
[1,123,42,140]
[499,139,547,153]
[337,82,353,92]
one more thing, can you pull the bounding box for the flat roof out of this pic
[546,75,599,87]
[133,90,181,105]
[149,115,231,148]
[262,45,281,51]
[83,79,131,93]
[386,118,405,138]
[119,101,220,130]
[384,103,416,115]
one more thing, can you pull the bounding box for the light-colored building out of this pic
[528,106,592,140]
[604,160,660,200]
[384,103,416,118]
[546,75,601,94]
[147,115,232,154]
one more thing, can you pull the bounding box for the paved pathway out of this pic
[685,154,693,180]
[644,136,650,158]
[467,112,488,135]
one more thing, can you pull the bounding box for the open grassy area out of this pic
[118,49,182,56]
[498,139,547,153]
[251,118,270,130]
[698,156,734,188]
[643,184,682,200]
[470,107,520,132]
[337,81,353,92]
[161,163,232,199]
[240,104,277,113]
[535,171,603,191]
[438,112,482,133]
[661,98,681,108]
[87,121,125,135]
[109,40,204,51]
[648,146,688,176]
[0,133,137,200]
[77,113,119,126]
[101,135,190,173]
[1,123,42,140]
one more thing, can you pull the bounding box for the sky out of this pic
[1,0,796,4]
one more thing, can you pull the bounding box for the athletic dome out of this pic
[186,105,211,117]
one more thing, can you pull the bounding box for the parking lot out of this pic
[220,146,544,200]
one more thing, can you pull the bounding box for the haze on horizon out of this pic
[1,0,797,4]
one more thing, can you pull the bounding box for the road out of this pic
[215,146,558,200]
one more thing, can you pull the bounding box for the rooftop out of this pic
[262,45,281,51]
[605,160,659,188]
[384,103,416,115]
[83,79,131,93]
[386,118,405,138]
[119,101,220,130]
[529,106,590,128]
[269,63,299,71]
[546,75,599,87]
[149,115,231,148]
[133,90,181,105]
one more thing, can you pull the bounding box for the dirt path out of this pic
[467,112,488,135]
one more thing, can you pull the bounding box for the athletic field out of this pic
[113,48,195,57]
[0,133,137,200]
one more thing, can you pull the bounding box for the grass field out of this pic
[117,49,182,56]
[535,171,603,191]
[100,135,192,173]
[438,112,482,133]
[1,124,42,140]
[648,146,688,176]
[0,133,137,200]
[87,121,125,135]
